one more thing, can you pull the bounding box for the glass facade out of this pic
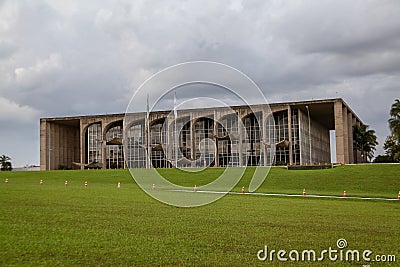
[105,122,124,169]
[176,117,191,168]
[242,113,261,166]
[86,123,102,164]
[194,117,215,167]
[217,114,239,167]
[127,120,146,168]
[122,107,330,168]
[291,109,301,165]
[274,110,290,165]
[150,119,168,168]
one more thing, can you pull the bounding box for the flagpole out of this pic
[174,92,178,168]
[146,94,150,169]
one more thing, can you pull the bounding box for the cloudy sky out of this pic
[0,0,399,167]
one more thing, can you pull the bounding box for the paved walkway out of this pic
[170,189,399,201]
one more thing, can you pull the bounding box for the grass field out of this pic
[0,165,399,266]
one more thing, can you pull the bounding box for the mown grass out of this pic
[0,165,399,266]
[159,164,400,198]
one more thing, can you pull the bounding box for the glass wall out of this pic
[242,113,261,166]
[176,117,191,168]
[150,119,167,168]
[106,121,124,169]
[86,123,102,164]
[274,110,290,164]
[127,120,146,168]
[291,109,301,165]
[217,114,239,167]
[194,117,214,167]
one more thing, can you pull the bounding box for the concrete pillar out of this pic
[102,121,107,169]
[50,123,54,169]
[342,107,349,164]
[334,101,345,164]
[262,111,267,166]
[351,117,357,163]
[238,113,244,166]
[287,106,293,165]
[60,125,64,168]
[214,112,219,167]
[80,122,85,170]
[348,113,354,163]
[167,117,173,167]
[40,119,47,171]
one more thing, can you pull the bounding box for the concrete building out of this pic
[40,98,363,170]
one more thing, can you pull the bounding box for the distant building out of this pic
[13,166,41,172]
[40,98,363,170]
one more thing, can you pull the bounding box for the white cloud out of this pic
[14,53,62,84]
[0,96,41,123]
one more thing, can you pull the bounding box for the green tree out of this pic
[353,124,378,163]
[382,99,400,162]
[383,136,400,162]
[389,99,400,138]
[0,155,12,171]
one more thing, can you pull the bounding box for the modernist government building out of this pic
[40,98,363,170]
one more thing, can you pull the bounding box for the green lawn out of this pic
[0,165,399,266]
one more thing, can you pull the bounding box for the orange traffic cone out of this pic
[194,185,197,192]
[241,186,245,194]
[302,189,306,197]
[343,191,347,198]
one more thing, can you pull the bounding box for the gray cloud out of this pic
[0,0,399,166]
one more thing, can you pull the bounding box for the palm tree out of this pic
[353,125,378,163]
[389,99,400,139]
[0,155,12,171]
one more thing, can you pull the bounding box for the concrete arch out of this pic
[82,121,102,136]
[103,120,123,140]
[150,117,166,127]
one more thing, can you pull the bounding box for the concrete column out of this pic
[102,122,107,169]
[214,112,219,167]
[287,106,293,165]
[238,113,244,166]
[40,119,47,171]
[146,119,151,169]
[80,122,85,170]
[348,113,354,163]
[334,101,345,164]
[51,123,56,170]
[342,107,349,164]
[60,125,64,168]
[351,117,357,163]
[167,117,173,167]
[262,111,267,166]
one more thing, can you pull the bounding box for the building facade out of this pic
[40,98,363,170]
